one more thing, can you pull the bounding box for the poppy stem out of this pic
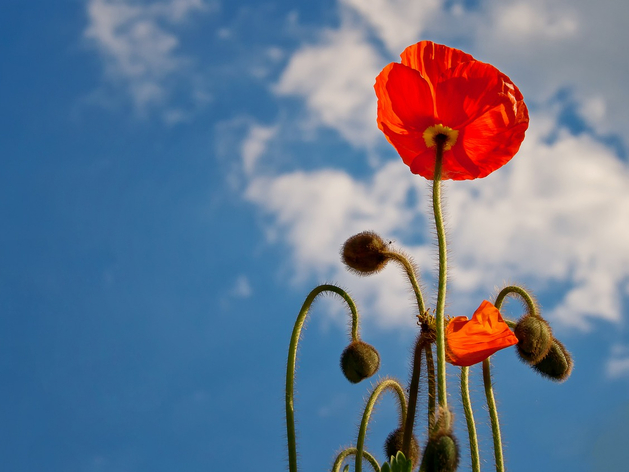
[285,284,361,472]
[461,366,481,472]
[355,379,408,472]
[402,334,427,458]
[425,344,436,429]
[331,448,380,472]
[483,357,505,472]
[494,285,539,317]
[382,250,426,314]
[432,137,449,417]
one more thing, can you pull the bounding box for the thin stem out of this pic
[286,284,361,472]
[483,358,505,472]
[382,250,426,314]
[332,448,380,472]
[402,335,427,457]
[425,344,436,429]
[460,366,481,472]
[494,285,538,318]
[356,379,408,472]
[432,138,448,416]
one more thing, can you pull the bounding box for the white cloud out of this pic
[230,275,252,298]
[245,110,629,331]
[241,124,278,177]
[274,24,383,147]
[607,345,629,379]
[84,0,212,114]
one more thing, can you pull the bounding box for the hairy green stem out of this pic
[432,138,448,416]
[460,366,481,472]
[332,448,380,472]
[382,250,426,314]
[494,285,538,318]
[356,379,408,472]
[483,358,505,472]
[402,335,427,457]
[286,284,361,472]
[425,344,436,429]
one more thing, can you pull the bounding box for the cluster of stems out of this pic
[284,138,543,471]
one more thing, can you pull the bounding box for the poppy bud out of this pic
[384,428,420,469]
[340,341,380,383]
[341,231,389,275]
[422,432,459,472]
[514,315,552,364]
[532,338,573,382]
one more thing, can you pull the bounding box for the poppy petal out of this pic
[446,300,518,367]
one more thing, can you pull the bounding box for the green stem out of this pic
[432,138,448,416]
[286,284,361,472]
[494,285,538,318]
[332,448,380,472]
[460,366,481,472]
[483,358,505,472]
[356,379,408,472]
[402,335,427,458]
[425,344,436,429]
[382,250,426,314]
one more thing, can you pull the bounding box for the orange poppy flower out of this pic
[374,41,529,180]
[446,300,518,366]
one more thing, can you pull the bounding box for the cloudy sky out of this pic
[2,0,629,471]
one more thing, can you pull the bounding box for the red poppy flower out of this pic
[375,41,529,180]
[446,300,518,367]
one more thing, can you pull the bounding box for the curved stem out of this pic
[332,448,380,472]
[483,358,505,472]
[432,138,448,416]
[494,285,538,318]
[425,344,436,429]
[402,335,427,457]
[286,284,361,472]
[382,250,426,314]
[460,367,481,472]
[356,379,408,472]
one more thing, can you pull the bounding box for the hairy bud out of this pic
[340,341,380,383]
[341,231,389,275]
[532,338,573,382]
[514,315,552,364]
[384,428,420,469]
[423,432,459,472]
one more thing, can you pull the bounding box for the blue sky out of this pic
[2,0,629,471]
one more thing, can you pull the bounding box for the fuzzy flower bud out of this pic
[422,432,459,472]
[341,231,389,275]
[340,341,380,383]
[384,428,420,469]
[514,315,553,364]
[532,338,573,382]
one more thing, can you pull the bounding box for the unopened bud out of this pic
[423,432,459,472]
[532,338,573,382]
[514,315,552,364]
[341,231,389,275]
[384,428,420,469]
[340,341,380,383]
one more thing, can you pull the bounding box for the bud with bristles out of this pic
[341,231,389,275]
[532,338,573,382]
[340,341,380,383]
[514,315,552,364]
[384,428,420,469]
[422,432,459,472]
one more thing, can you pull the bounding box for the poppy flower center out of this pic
[422,124,459,151]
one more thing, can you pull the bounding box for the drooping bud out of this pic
[514,315,553,364]
[422,432,459,472]
[532,338,573,382]
[341,231,389,275]
[384,428,420,469]
[340,341,380,383]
